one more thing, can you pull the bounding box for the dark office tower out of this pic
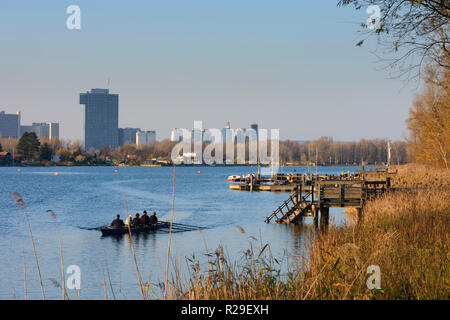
[80,89,119,150]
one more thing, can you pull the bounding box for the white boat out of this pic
[227,175,242,182]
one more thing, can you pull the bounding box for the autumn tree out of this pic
[407,64,450,168]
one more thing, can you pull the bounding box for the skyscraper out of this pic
[80,89,119,150]
[0,111,21,138]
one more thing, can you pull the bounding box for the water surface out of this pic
[0,165,359,299]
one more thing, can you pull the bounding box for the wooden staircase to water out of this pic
[265,178,391,225]
[265,188,313,224]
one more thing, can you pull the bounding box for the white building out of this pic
[136,130,156,146]
[170,128,182,142]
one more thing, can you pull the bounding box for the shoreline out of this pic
[0,163,387,168]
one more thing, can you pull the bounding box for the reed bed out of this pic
[391,163,450,189]
[164,164,450,300]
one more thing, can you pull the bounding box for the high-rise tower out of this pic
[80,89,119,150]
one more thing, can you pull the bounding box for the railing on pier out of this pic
[265,176,391,224]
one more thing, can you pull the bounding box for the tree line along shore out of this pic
[0,135,407,167]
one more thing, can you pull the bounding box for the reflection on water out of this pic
[0,165,359,299]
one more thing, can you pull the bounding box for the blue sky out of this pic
[0,0,416,141]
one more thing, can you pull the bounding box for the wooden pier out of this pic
[263,169,394,225]
[229,167,396,193]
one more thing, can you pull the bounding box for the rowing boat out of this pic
[100,222,169,236]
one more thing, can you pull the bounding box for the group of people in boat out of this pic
[110,210,158,229]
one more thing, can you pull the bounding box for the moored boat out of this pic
[227,175,242,182]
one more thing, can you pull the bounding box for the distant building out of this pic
[80,88,119,150]
[49,123,59,140]
[0,111,21,138]
[21,122,59,140]
[222,122,231,143]
[192,128,207,144]
[0,151,11,164]
[119,127,140,146]
[170,128,182,142]
[136,130,156,146]
[250,123,259,140]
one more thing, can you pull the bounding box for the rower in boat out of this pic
[110,214,125,229]
[149,211,158,224]
[131,213,142,227]
[125,214,133,227]
[140,211,151,226]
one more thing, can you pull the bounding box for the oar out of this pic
[166,225,197,232]
[161,221,205,230]
[79,225,107,231]
[173,222,204,229]
[169,225,200,231]
[157,221,202,232]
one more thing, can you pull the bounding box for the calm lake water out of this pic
[0,165,360,299]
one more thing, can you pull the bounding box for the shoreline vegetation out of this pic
[0,136,407,167]
[161,164,449,300]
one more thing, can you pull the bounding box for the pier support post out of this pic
[313,205,319,228]
[356,208,363,223]
[320,206,329,228]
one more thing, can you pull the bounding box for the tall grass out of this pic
[12,193,46,300]
[163,164,449,300]
[46,210,68,300]
[164,167,177,299]
[391,163,450,189]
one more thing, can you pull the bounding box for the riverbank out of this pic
[165,164,449,299]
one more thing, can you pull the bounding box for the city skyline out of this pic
[0,1,417,142]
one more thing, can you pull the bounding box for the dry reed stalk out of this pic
[118,254,122,300]
[101,266,108,300]
[46,210,68,300]
[164,167,176,299]
[22,243,27,300]
[115,169,145,299]
[105,265,116,300]
[12,193,45,300]
[127,226,145,299]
